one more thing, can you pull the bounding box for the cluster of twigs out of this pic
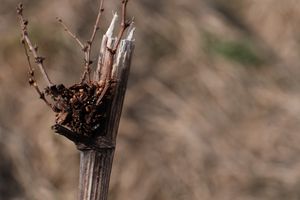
[18,1,135,199]
[17,0,132,150]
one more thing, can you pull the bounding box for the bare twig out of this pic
[111,0,131,53]
[57,17,85,49]
[80,0,105,83]
[21,40,53,109]
[17,3,53,87]
[89,0,105,46]
[96,0,131,105]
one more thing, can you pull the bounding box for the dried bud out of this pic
[29,70,34,76]
[40,93,45,99]
[35,56,45,64]
[82,45,88,52]
[16,3,23,14]
[28,78,34,85]
[56,17,62,23]
[23,20,28,26]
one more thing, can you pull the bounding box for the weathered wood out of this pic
[78,150,114,200]
[18,1,134,199]
[78,26,135,200]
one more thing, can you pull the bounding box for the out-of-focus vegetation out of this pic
[204,34,264,66]
[1,0,300,200]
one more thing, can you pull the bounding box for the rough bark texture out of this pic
[78,150,114,200]
[78,39,135,200]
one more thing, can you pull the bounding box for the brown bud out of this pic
[29,70,34,76]
[57,17,62,23]
[28,78,34,85]
[82,45,88,52]
[35,56,45,64]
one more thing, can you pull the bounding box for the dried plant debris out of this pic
[17,1,134,150]
[47,83,114,136]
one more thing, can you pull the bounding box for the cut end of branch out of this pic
[127,26,135,41]
[106,13,118,38]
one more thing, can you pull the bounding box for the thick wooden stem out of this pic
[17,3,134,200]
[78,150,115,200]
[78,39,134,200]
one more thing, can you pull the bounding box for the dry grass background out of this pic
[1,0,300,199]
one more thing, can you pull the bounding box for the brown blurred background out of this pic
[1,0,300,199]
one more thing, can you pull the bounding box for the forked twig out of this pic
[17,3,53,87]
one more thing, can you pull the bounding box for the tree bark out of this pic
[78,38,135,200]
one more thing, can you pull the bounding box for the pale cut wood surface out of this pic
[78,33,135,200]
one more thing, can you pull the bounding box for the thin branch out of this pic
[17,3,53,87]
[89,0,105,45]
[111,0,130,53]
[21,40,53,109]
[95,0,131,105]
[57,17,85,50]
[21,39,34,76]
[80,0,105,83]
[102,1,130,81]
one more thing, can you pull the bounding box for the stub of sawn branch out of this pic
[17,1,135,152]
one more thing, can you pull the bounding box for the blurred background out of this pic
[1,0,300,199]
